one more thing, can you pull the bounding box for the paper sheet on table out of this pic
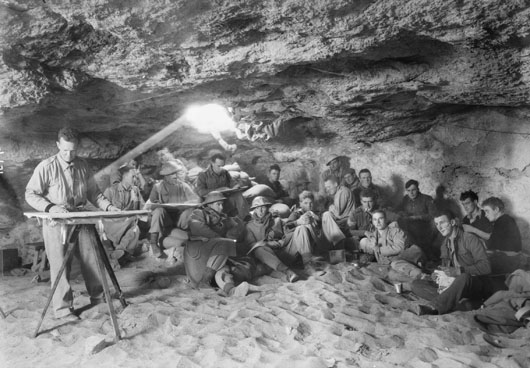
[144,202,199,211]
[215,186,249,195]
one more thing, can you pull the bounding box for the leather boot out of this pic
[198,267,217,289]
[214,267,250,297]
[149,233,162,258]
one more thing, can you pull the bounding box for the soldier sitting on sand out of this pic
[184,191,250,297]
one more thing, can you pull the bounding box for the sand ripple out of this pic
[1,260,529,367]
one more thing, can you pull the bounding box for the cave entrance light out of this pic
[184,103,238,152]
[96,103,239,180]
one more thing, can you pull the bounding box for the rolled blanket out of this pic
[243,184,275,200]
[223,163,241,172]
[270,203,291,218]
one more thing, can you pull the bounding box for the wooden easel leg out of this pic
[91,239,121,342]
[34,225,80,338]
[94,231,127,308]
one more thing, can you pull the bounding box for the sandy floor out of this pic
[1,253,529,368]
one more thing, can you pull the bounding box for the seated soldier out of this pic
[321,176,355,248]
[352,169,385,207]
[103,163,146,260]
[359,210,425,278]
[285,190,321,256]
[109,160,148,193]
[460,190,492,247]
[480,197,521,253]
[348,188,377,239]
[184,191,249,296]
[261,164,293,205]
[293,178,312,206]
[415,210,492,315]
[196,153,249,220]
[348,188,399,245]
[433,185,462,220]
[397,179,436,252]
[342,168,360,192]
[128,159,150,199]
[147,161,200,258]
[321,156,347,186]
[243,196,305,277]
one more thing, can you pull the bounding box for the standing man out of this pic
[459,190,492,247]
[196,153,249,220]
[25,127,120,321]
[147,161,200,258]
[103,163,146,260]
[261,164,292,205]
[321,176,355,248]
[416,211,492,315]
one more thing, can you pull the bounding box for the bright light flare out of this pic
[184,104,236,135]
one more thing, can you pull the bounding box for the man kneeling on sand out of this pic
[184,191,249,297]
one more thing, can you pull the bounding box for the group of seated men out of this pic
[25,128,526,320]
[317,155,524,314]
[90,153,315,297]
[103,152,526,313]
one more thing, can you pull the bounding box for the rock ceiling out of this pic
[1,0,530,153]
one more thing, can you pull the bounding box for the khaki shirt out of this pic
[149,179,199,204]
[440,227,491,276]
[196,165,234,198]
[329,185,355,222]
[104,182,145,210]
[348,206,374,232]
[25,154,111,212]
[398,192,435,221]
[366,223,406,256]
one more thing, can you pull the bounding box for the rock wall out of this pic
[2,0,530,258]
[2,0,530,142]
